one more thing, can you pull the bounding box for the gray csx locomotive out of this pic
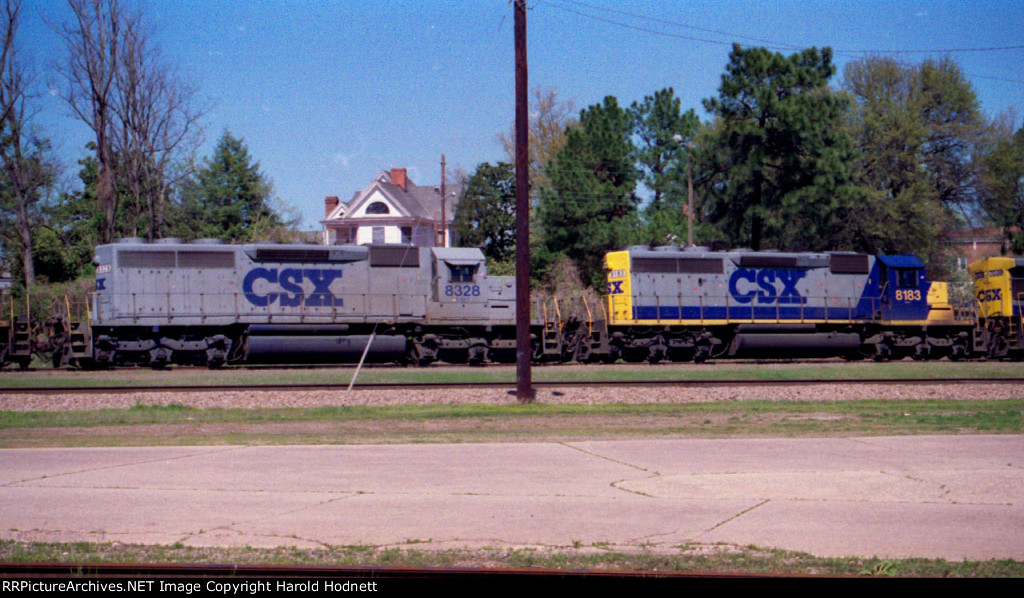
[81,239,517,368]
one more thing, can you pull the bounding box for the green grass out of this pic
[0,539,1020,577]
[3,360,1023,389]
[1,399,1020,448]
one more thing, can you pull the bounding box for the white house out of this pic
[321,168,461,247]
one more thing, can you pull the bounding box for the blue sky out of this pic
[20,0,1024,231]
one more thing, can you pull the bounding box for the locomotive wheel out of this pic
[408,339,438,367]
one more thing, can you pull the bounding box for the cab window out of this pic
[896,269,918,289]
[448,264,477,283]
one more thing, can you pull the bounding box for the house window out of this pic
[366,202,390,215]
[401,227,412,244]
[372,227,386,244]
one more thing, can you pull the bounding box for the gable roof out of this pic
[324,169,462,223]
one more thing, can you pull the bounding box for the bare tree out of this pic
[52,0,204,243]
[52,0,120,244]
[112,10,204,240]
[497,87,577,194]
[0,0,56,285]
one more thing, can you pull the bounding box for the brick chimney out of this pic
[324,196,339,218]
[390,168,408,191]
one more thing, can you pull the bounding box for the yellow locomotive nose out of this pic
[969,257,1020,319]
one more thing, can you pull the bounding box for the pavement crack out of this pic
[559,443,656,474]
[4,446,249,486]
[609,479,657,498]
[701,499,770,536]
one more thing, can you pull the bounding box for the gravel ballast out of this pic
[3,383,1021,411]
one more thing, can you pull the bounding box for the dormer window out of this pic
[366,202,390,215]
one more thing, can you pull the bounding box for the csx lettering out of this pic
[977,288,1003,303]
[728,268,806,304]
[607,280,624,295]
[243,268,342,307]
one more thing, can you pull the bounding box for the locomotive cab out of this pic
[875,255,930,322]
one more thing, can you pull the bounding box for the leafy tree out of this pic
[841,56,943,260]
[540,96,639,288]
[979,122,1024,253]
[452,162,516,266]
[701,45,860,251]
[919,57,984,214]
[172,130,285,242]
[842,55,986,272]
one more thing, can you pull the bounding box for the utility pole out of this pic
[514,0,533,403]
[687,142,695,247]
[440,154,447,247]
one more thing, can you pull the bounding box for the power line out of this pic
[537,0,790,50]
[534,0,1024,85]
[541,0,1024,55]
[544,0,803,50]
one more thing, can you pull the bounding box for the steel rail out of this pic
[3,377,1023,395]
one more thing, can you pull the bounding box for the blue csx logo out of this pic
[728,268,806,304]
[977,288,1003,303]
[242,268,343,307]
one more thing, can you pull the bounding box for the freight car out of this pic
[602,246,982,362]
[56,239,519,368]
[0,286,33,370]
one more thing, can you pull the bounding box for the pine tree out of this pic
[540,96,639,288]
[453,162,516,265]
[701,45,860,251]
[630,87,701,245]
[172,131,282,242]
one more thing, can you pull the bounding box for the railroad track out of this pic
[4,377,1023,395]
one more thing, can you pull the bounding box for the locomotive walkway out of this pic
[1,435,1022,561]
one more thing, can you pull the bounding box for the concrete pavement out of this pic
[1,435,1021,560]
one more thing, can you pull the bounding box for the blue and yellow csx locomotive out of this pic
[603,246,986,362]
[969,256,1024,359]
